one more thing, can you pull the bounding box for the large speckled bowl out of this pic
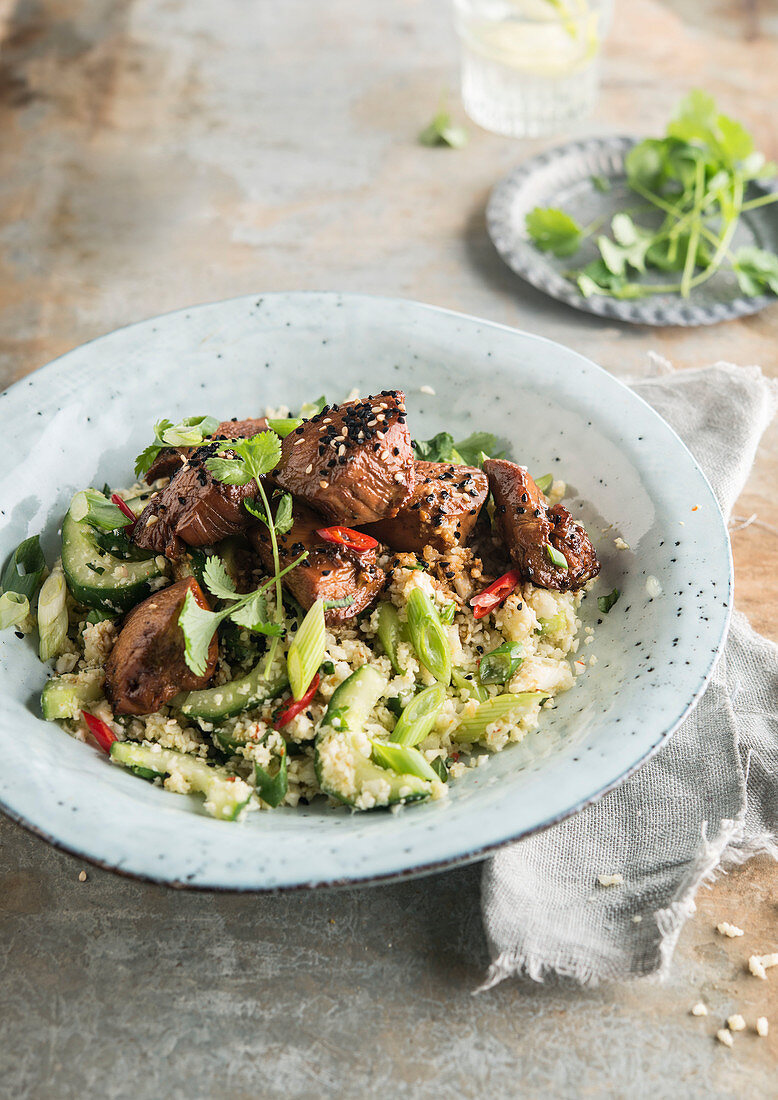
[0,293,731,890]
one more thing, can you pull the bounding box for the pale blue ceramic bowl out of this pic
[0,293,732,889]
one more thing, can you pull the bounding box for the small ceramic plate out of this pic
[487,135,778,326]
[0,293,732,890]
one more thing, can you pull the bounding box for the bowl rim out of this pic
[0,290,734,891]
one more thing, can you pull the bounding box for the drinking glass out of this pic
[453,0,614,137]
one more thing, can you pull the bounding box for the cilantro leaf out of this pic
[453,431,501,467]
[234,432,282,482]
[202,555,238,601]
[243,498,269,526]
[597,588,620,614]
[418,110,468,149]
[230,591,270,631]
[733,246,778,296]
[526,207,583,258]
[413,432,459,463]
[254,750,288,808]
[178,589,221,677]
[204,457,254,485]
[273,492,294,535]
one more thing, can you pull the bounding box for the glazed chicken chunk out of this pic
[273,391,415,525]
[104,578,218,715]
[361,461,489,553]
[250,501,386,626]
[483,459,600,591]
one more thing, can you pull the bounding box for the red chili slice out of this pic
[316,526,378,553]
[111,493,138,534]
[273,673,321,730]
[469,569,522,621]
[83,711,118,753]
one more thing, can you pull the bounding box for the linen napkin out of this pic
[480,359,778,987]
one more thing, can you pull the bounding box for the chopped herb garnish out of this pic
[545,543,568,570]
[134,415,220,478]
[527,90,778,301]
[178,551,305,676]
[597,588,620,614]
[414,430,502,467]
[2,535,46,603]
[418,110,468,149]
[534,473,553,495]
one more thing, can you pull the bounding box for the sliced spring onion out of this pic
[439,601,456,625]
[0,590,30,631]
[267,418,303,437]
[535,473,553,494]
[451,666,488,703]
[478,641,524,685]
[2,534,46,601]
[70,489,134,531]
[406,588,452,685]
[455,692,547,743]
[254,748,288,807]
[38,567,69,661]
[390,683,446,747]
[376,601,405,674]
[370,741,438,783]
[545,543,568,570]
[299,395,327,419]
[286,598,325,700]
[597,588,620,614]
[537,612,566,637]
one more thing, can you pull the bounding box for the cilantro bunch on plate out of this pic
[526,91,778,301]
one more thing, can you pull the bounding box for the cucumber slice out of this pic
[40,670,103,720]
[110,741,252,820]
[62,500,167,613]
[315,666,432,809]
[179,663,288,721]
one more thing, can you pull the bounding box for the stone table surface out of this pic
[0,0,776,1096]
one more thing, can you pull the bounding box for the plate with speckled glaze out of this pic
[0,293,732,890]
[487,136,778,326]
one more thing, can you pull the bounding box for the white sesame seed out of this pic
[597,873,624,887]
[367,419,378,427]
[322,418,332,424]
[78,870,87,882]
[294,438,305,446]
[756,1016,769,1037]
[145,515,159,527]
[338,444,345,456]
[319,480,329,489]
[716,1028,733,1048]
[691,1002,708,1017]
[716,922,744,938]
[393,472,405,483]
[420,385,436,395]
[305,464,313,474]
[727,1014,746,1032]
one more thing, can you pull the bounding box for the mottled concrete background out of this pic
[0,1,776,1096]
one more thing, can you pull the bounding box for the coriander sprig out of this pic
[526,90,778,301]
[204,431,293,676]
[178,552,307,676]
